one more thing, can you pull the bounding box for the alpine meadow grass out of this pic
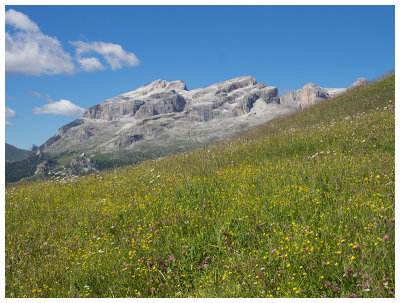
[5,74,395,298]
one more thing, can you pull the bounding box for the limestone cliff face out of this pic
[83,80,188,121]
[278,79,367,109]
[38,75,366,157]
[81,76,278,122]
[39,76,286,156]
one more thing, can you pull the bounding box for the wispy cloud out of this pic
[30,91,53,103]
[6,95,17,101]
[71,40,140,71]
[5,107,17,126]
[5,9,140,76]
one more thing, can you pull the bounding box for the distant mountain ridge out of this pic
[5,143,33,162]
[3,75,369,183]
[280,78,369,109]
[38,76,368,159]
[38,76,287,157]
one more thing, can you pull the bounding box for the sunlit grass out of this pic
[5,74,395,298]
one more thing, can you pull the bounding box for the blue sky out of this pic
[4,5,395,150]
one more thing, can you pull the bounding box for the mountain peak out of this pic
[348,77,370,90]
[41,75,284,156]
[140,79,187,92]
[303,82,318,88]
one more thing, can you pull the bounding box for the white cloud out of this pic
[5,9,40,32]
[6,107,17,126]
[71,40,140,70]
[77,57,105,72]
[5,9,75,75]
[33,99,86,116]
[5,9,140,75]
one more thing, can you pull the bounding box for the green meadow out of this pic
[5,74,395,298]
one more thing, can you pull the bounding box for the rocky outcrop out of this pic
[57,119,85,136]
[83,80,188,121]
[29,144,38,152]
[39,134,61,152]
[236,86,279,114]
[182,76,279,121]
[118,134,144,148]
[35,159,60,173]
[83,99,145,120]
[67,157,97,174]
[348,78,370,90]
[134,91,186,119]
[279,82,349,109]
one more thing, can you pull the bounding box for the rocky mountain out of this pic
[348,77,370,90]
[29,144,38,152]
[279,78,369,109]
[38,76,294,158]
[279,83,345,109]
[29,75,369,178]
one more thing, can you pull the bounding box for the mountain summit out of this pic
[37,75,368,161]
[38,76,288,157]
[280,78,369,109]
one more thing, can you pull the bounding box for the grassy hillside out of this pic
[5,74,395,298]
[5,143,33,162]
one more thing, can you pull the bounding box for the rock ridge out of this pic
[39,75,367,158]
